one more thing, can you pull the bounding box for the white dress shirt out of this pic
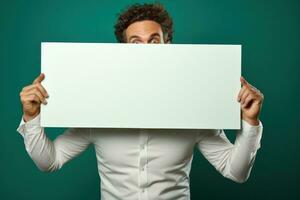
[17,114,263,200]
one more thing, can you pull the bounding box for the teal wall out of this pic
[1,0,299,199]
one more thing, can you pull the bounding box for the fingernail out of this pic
[43,100,48,105]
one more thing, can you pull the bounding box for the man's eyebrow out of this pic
[128,33,161,41]
[148,33,161,39]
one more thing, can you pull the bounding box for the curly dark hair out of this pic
[114,3,173,43]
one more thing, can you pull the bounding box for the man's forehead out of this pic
[126,20,163,37]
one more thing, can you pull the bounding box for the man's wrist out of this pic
[23,113,39,123]
[242,116,260,126]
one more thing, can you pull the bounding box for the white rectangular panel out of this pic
[41,42,241,129]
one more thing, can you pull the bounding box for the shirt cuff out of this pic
[16,114,42,137]
[238,119,263,150]
[241,119,263,137]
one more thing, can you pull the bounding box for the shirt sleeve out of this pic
[16,114,91,172]
[196,119,263,183]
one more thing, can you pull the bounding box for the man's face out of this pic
[125,20,165,44]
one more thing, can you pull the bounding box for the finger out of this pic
[237,86,247,101]
[242,94,255,108]
[240,76,248,87]
[25,84,48,98]
[35,83,49,98]
[22,84,35,92]
[22,83,49,98]
[240,90,251,105]
[33,73,45,84]
[241,76,258,90]
[252,93,263,106]
[24,94,42,104]
[26,89,47,104]
[26,90,46,104]
[252,87,262,96]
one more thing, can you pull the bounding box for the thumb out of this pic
[33,73,45,84]
[240,76,248,86]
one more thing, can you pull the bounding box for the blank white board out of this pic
[41,42,241,129]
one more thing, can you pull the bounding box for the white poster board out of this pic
[41,42,241,129]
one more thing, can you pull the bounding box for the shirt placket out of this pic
[138,129,149,200]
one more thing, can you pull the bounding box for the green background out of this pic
[0,0,299,199]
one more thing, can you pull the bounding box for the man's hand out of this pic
[237,76,264,126]
[20,73,49,122]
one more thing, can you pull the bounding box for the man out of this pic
[17,3,264,200]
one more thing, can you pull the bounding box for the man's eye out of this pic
[150,39,159,44]
[131,40,141,44]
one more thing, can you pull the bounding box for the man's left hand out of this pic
[237,76,264,126]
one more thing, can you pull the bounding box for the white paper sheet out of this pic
[41,42,241,129]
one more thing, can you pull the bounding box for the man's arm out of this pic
[196,76,264,183]
[18,73,90,172]
[17,113,91,172]
[197,120,263,183]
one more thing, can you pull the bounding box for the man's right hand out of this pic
[20,73,49,122]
